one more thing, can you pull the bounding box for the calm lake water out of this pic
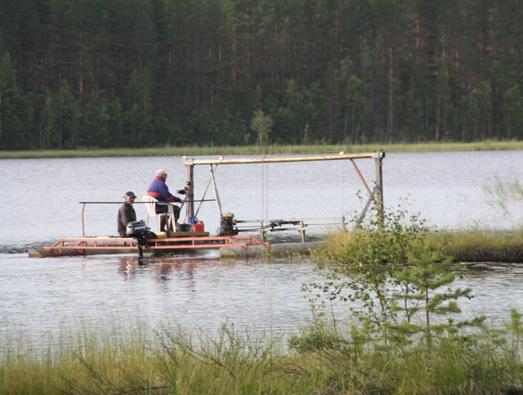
[0,151,522,348]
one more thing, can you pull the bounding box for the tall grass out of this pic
[1,139,522,159]
[425,229,523,263]
[291,328,523,394]
[0,326,324,395]
[483,175,523,215]
[3,323,523,394]
[325,228,523,263]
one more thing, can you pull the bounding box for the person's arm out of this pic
[130,206,136,222]
[161,183,182,203]
[118,206,127,232]
[119,206,128,227]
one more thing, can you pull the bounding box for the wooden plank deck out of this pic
[42,235,268,255]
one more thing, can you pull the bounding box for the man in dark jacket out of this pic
[147,169,183,231]
[117,191,137,236]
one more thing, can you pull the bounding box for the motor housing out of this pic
[218,212,238,236]
[126,220,148,237]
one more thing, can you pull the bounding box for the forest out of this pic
[0,0,522,150]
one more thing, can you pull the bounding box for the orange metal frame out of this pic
[44,235,267,255]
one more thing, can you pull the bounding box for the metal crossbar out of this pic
[235,216,347,242]
[182,152,385,227]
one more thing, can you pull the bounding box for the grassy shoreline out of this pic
[4,229,523,393]
[425,229,523,263]
[2,323,523,394]
[323,229,523,264]
[1,139,522,159]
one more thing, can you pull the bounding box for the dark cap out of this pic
[124,191,136,198]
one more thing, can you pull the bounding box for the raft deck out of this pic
[41,235,268,256]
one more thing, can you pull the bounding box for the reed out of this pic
[325,228,523,263]
[0,327,323,395]
[0,139,521,159]
[311,334,523,394]
[425,229,523,263]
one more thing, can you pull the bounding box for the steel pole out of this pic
[185,161,195,220]
[374,152,385,226]
[81,203,86,237]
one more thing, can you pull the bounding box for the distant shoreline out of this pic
[0,140,522,159]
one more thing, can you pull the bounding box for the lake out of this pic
[0,151,522,348]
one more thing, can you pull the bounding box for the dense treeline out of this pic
[0,0,522,150]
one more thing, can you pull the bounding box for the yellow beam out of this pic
[182,152,384,166]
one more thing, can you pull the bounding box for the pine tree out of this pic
[0,53,27,149]
[43,80,80,148]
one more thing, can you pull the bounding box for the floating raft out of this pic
[30,235,268,257]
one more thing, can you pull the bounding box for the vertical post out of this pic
[374,152,385,226]
[185,160,194,220]
[81,203,86,237]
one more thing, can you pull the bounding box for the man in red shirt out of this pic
[147,169,183,231]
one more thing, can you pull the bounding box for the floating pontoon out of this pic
[32,152,385,258]
[32,235,267,257]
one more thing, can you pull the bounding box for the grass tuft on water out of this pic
[324,228,523,263]
[425,229,523,263]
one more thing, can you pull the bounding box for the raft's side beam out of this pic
[45,237,139,250]
[148,235,267,250]
[43,235,268,255]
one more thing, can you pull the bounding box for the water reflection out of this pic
[117,254,214,290]
[2,251,523,351]
[118,255,141,280]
